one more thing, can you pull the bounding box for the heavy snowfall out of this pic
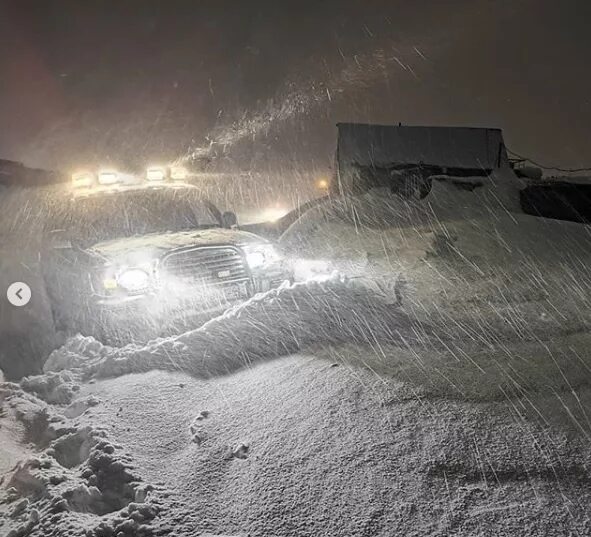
[2,2,591,535]
[1,165,591,536]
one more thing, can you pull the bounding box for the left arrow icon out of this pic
[7,282,31,306]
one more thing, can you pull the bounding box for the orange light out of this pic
[316,178,329,190]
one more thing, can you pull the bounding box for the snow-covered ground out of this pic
[2,171,591,536]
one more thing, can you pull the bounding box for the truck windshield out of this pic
[46,188,221,245]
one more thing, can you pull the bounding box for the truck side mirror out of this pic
[222,211,238,228]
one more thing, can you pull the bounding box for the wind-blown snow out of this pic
[3,178,591,536]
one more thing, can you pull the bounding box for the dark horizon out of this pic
[1,0,591,175]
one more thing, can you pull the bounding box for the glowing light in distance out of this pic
[146,166,167,181]
[170,166,188,180]
[316,178,329,190]
[97,169,120,185]
[72,171,95,189]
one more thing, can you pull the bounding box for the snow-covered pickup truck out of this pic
[42,181,290,344]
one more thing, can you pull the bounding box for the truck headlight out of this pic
[117,268,150,293]
[243,244,280,269]
[246,251,266,268]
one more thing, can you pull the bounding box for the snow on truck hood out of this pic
[88,227,268,259]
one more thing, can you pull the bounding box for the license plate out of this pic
[223,283,247,301]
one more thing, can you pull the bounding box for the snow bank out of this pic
[41,267,591,408]
[280,179,591,339]
[45,276,426,380]
[281,169,525,251]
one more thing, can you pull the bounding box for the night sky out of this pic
[1,0,591,175]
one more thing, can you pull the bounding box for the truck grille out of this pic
[161,246,249,286]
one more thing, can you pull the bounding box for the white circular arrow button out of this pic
[7,282,31,307]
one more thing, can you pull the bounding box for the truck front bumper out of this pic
[91,270,290,336]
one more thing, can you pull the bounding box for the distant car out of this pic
[42,182,290,344]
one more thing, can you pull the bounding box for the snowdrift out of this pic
[43,276,425,380]
[281,174,591,338]
[41,271,591,404]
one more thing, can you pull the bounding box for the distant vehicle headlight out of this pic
[170,166,188,181]
[117,268,150,293]
[244,244,280,269]
[98,169,120,185]
[72,171,95,189]
[146,166,166,181]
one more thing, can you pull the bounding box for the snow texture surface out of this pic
[2,179,591,536]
